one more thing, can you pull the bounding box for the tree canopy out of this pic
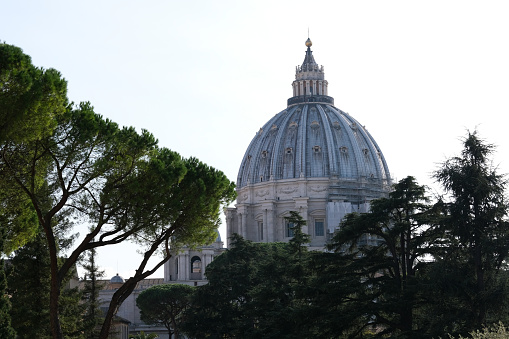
[0,43,68,144]
[0,42,236,339]
[429,131,509,334]
[137,283,193,338]
[181,215,314,339]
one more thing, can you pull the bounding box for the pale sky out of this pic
[2,1,509,279]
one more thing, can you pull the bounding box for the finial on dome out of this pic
[305,38,312,48]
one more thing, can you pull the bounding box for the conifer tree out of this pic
[431,131,509,333]
[0,229,16,338]
[325,176,436,338]
[8,231,52,337]
[81,246,104,338]
[7,229,84,338]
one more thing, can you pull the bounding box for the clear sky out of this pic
[2,1,509,279]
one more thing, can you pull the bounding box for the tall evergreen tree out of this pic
[8,231,52,338]
[7,229,84,339]
[326,176,436,338]
[431,131,509,333]
[81,246,104,338]
[0,229,16,338]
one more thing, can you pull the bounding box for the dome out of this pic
[237,104,390,190]
[110,273,124,284]
[225,38,391,248]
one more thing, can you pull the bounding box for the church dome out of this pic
[237,40,390,192]
[226,38,391,247]
[237,104,390,189]
[110,273,124,284]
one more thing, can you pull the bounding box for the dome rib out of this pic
[317,105,338,175]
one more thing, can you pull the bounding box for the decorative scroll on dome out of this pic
[333,121,341,130]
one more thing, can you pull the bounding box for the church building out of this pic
[99,37,392,338]
[225,38,391,249]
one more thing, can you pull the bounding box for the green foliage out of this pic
[7,230,84,338]
[430,131,509,334]
[8,231,52,338]
[0,42,68,144]
[181,218,314,339]
[0,229,16,338]
[451,322,509,339]
[1,87,235,337]
[0,43,65,253]
[324,176,436,338]
[136,283,193,338]
[81,247,105,338]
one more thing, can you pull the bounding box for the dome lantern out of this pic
[289,38,332,106]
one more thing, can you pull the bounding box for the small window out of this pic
[259,221,264,240]
[261,150,268,158]
[286,222,295,238]
[315,219,324,237]
[175,258,179,275]
[313,145,321,153]
[286,147,293,155]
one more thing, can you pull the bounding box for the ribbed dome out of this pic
[226,38,392,247]
[237,103,390,189]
